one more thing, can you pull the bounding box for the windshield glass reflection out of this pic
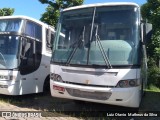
[53,5,140,66]
[0,36,19,69]
[0,19,22,32]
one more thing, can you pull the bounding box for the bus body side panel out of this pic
[33,52,51,93]
[0,65,49,95]
[32,25,52,94]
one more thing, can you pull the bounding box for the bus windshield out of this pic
[0,19,22,32]
[0,36,20,69]
[52,5,140,67]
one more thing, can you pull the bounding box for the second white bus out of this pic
[0,15,54,95]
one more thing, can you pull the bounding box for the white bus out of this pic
[50,2,152,108]
[0,15,54,95]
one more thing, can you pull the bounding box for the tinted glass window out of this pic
[35,41,42,67]
[0,35,20,69]
[53,5,140,66]
[0,19,22,32]
[25,21,42,40]
[20,38,42,75]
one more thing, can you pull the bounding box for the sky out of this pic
[0,0,147,20]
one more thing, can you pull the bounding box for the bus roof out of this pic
[0,15,54,30]
[63,2,139,12]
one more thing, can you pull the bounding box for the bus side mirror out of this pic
[46,28,54,49]
[141,20,152,44]
[47,33,52,48]
[47,41,52,48]
[145,23,152,44]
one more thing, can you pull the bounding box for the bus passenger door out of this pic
[33,40,43,93]
[19,38,35,94]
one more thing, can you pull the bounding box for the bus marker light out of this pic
[53,85,65,92]
[85,80,90,84]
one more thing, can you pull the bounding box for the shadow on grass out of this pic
[0,91,159,118]
[139,90,160,111]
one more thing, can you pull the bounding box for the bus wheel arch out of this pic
[43,75,50,94]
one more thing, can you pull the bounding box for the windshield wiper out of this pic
[94,25,112,69]
[0,52,6,67]
[66,26,85,65]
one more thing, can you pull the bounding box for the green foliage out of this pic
[40,5,60,27]
[141,0,160,67]
[147,84,160,92]
[141,0,160,31]
[0,8,14,16]
[39,0,84,27]
[148,65,160,88]
[155,48,160,59]
[39,0,84,9]
[147,57,160,88]
[147,30,160,62]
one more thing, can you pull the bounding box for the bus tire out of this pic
[141,79,146,97]
[74,100,85,105]
[43,75,50,95]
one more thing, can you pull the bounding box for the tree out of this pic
[40,5,60,27]
[39,0,84,27]
[0,8,14,16]
[141,0,160,67]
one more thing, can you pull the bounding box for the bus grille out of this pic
[66,88,112,100]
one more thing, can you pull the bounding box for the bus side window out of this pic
[25,20,42,40]
[50,32,54,49]
[35,41,42,68]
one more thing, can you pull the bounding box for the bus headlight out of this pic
[50,73,54,80]
[50,73,63,82]
[0,75,9,80]
[118,80,128,88]
[0,75,16,80]
[129,80,136,87]
[116,79,138,88]
[57,75,63,82]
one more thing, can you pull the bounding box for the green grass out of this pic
[146,84,160,92]
[0,96,14,104]
[140,89,160,111]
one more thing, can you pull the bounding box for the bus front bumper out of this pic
[50,81,141,108]
[0,81,19,95]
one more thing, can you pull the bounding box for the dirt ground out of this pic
[0,91,159,120]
